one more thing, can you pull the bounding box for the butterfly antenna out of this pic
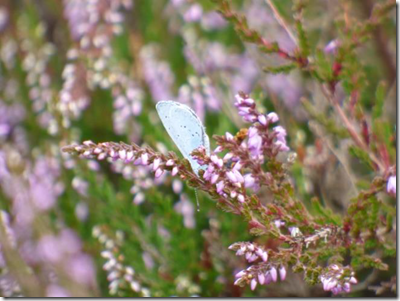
[195,189,200,212]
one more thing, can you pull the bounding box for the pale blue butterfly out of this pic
[156,100,210,175]
[156,101,211,211]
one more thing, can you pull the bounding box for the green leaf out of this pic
[295,19,310,57]
[314,49,333,81]
[263,63,297,74]
[348,145,374,170]
[372,81,387,121]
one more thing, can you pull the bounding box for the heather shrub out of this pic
[0,0,396,297]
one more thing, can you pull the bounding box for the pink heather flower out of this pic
[235,270,246,278]
[258,114,267,125]
[214,146,223,153]
[216,181,225,194]
[237,194,245,203]
[275,140,290,152]
[279,266,287,281]
[226,171,238,183]
[250,278,257,291]
[244,174,255,188]
[233,169,244,183]
[258,273,265,285]
[264,272,272,285]
[133,157,142,165]
[118,149,127,160]
[270,267,278,282]
[152,158,161,171]
[248,126,258,138]
[267,112,279,123]
[166,159,174,166]
[273,126,287,141]
[126,150,134,161]
[171,166,178,176]
[248,132,263,158]
[225,132,234,141]
[387,175,396,195]
[324,39,340,54]
[155,168,164,178]
[140,153,148,165]
[274,219,285,228]
[210,173,219,184]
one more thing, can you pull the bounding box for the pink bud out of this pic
[244,174,255,188]
[153,158,161,171]
[267,112,279,123]
[126,151,134,161]
[209,173,218,184]
[210,155,219,165]
[233,170,244,183]
[270,267,277,282]
[264,272,272,284]
[237,194,245,203]
[171,167,178,176]
[258,273,265,285]
[235,270,245,278]
[225,132,234,141]
[245,252,252,261]
[248,127,258,138]
[243,98,255,105]
[250,279,257,291]
[261,251,268,262]
[141,153,148,165]
[279,266,286,281]
[258,115,267,125]
[216,181,225,194]
[155,168,164,178]
[230,191,237,198]
[226,171,237,183]
[118,149,127,160]
[214,146,223,153]
[349,277,357,284]
[166,159,174,166]
[387,175,396,195]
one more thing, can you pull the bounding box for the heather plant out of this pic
[0,0,396,297]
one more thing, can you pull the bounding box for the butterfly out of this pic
[156,100,210,175]
[156,100,211,211]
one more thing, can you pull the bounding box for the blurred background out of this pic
[0,0,396,297]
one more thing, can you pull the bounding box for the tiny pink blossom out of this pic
[267,112,279,123]
[279,266,286,281]
[387,175,396,195]
[171,166,178,176]
[270,267,278,282]
[250,278,257,291]
[258,115,267,125]
[237,194,245,203]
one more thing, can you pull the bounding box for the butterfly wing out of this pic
[156,100,210,174]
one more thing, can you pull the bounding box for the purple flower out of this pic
[250,278,257,291]
[216,181,225,194]
[387,175,396,195]
[324,40,340,54]
[279,266,287,281]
